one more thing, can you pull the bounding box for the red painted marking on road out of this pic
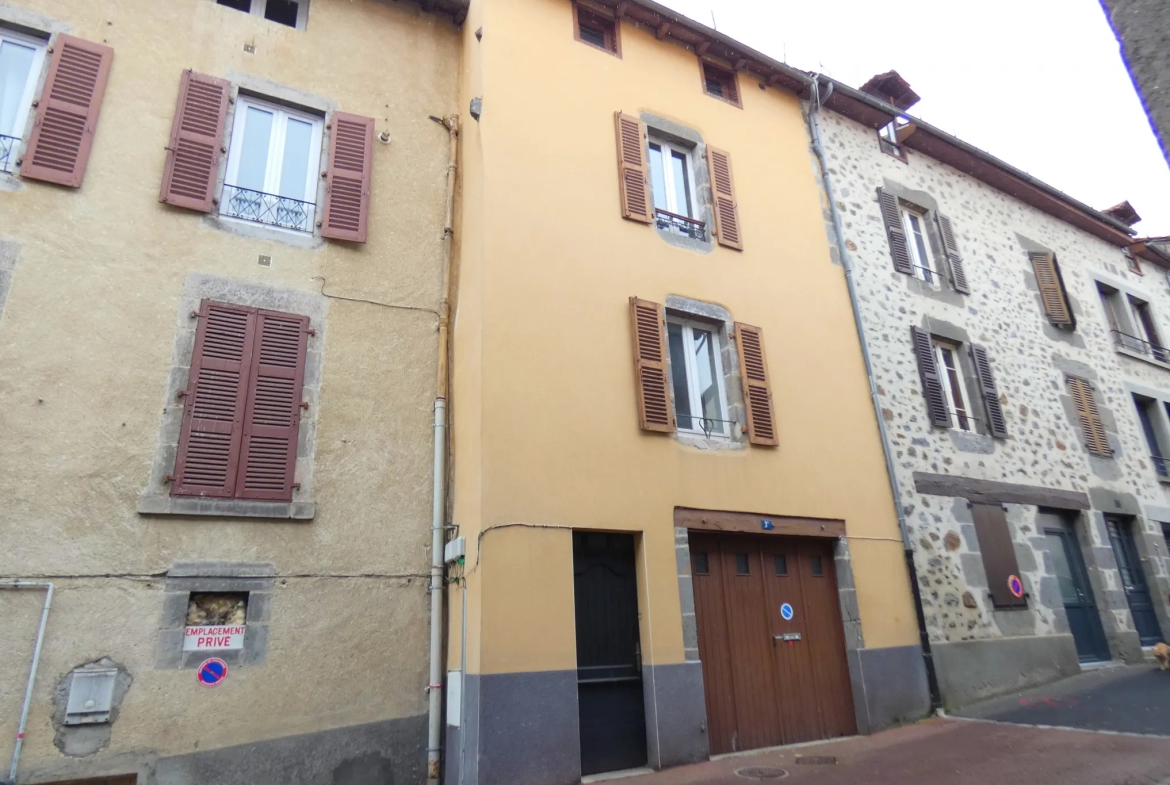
[1018,696,1079,709]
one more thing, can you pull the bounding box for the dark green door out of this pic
[1107,516,1163,646]
[1042,516,1110,662]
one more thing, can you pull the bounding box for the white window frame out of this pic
[901,206,939,287]
[0,28,48,173]
[666,316,731,438]
[215,0,309,30]
[221,95,324,233]
[934,340,975,433]
[647,136,700,222]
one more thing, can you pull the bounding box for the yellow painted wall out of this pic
[451,0,919,678]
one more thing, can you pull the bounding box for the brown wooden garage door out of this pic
[690,533,855,754]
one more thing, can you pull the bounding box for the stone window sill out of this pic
[138,494,315,520]
[676,432,747,451]
[1116,345,1170,372]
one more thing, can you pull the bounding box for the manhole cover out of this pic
[795,755,838,765]
[734,767,789,780]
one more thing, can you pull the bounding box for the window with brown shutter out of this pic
[936,214,970,294]
[701,61,741,108]
[735,323,777,445]
[969,345,1007,438]
[160,70,230,212]
[878,189,914,275]
[1067,376,1112,457]
[910,327,951,428]
[321,112,374,243]
[629,297,674,433]
[20,34,113,188]
[706,146,742,251]
[614,111,652,224]
[172,300,310,502]
[572,1,620,56]
[1029,251,1075,328]
[970,503,1027,609]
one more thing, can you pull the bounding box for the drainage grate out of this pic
[734,767,789,780]
[795,755,837,765]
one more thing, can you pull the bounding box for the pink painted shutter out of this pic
[235,309,310,501]
[172,301,256,498]
[321,112,374,243]
[160,70,231,212]
[20,34,113,187]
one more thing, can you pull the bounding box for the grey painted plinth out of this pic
[847,644,932,735]
[932,634,1081,709]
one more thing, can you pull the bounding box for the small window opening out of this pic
[1125,249,1143,275]
[878,118,911,161]
[774,554,788,576]
[264,0,299,27]
[809,555,824,577]
[217,0,252,10]
[735,553,750,575]
[186,592,248,626]
[574,3,617,54]
[702,62,740,107]
[692,551,709,575]
[666,317,731,437]
[648,137,706,241]
[933,338,975,433]
[900,205,938,286]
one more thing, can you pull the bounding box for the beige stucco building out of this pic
[0,1,464,783]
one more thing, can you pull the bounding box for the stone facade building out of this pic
[1101,0,1170,166]
[812,72,1170,708]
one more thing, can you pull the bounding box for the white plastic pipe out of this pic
[2,581,54,785]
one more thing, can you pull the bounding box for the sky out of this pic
[659,0,1170,236]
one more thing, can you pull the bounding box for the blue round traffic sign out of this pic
[780,603,794,621]
[1008,575,1025,599]
[197,657,228,687]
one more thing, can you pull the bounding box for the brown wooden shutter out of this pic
[629,297,674,432]
[937,214,970,294]
[735,323,777,445]
[614,111,652,223]
[321,112,374,243]
[969,345,1007,438]
[971,503,1027,608]
[159,70,231,212]
[910,326,951,427]
[236,309,310,501]
[707,146,742,250]
[172,301,256,498]
[20,34,113,187]
[1030,252,1074,327]
[1099,288,1121,334]
[878,189,913,275]
[1068,376,1112,457]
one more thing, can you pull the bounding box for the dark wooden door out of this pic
[1042,516,1110,662]
[573,532,647,776]
[690,533,855,755]
[1107,516,1163,646]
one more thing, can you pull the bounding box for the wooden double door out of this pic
[690,533,855,754]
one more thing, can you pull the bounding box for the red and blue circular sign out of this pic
[1007,575,1025,599]
[197,657,228,687]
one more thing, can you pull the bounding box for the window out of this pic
[0,28,47,173]
[666,317,730,437]
[971,503,1027,608]
[648,137,705,240]
[1067,376,1112,458]
[1129,295,1168,362]
[735,553,750,575]
[809,555,824,577]
[216,0,307,29]
[878,118,910,161]
[934,340,974,432]
[1029,251,1075,328]
[901,207,938,285]
[692,551,709,575]
[572,1,619,56]
[1125,249,1143,276]
[774,554,787,576]
[222,96,323,233]
[1133,394,1169,478]
[701,61,741,108]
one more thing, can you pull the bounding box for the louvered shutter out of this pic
[20,34,113,187]
[1030,252,1074,327]
[321,112,374,243]
[159,70,230,212]
[707,146,742,250]
[969,345,1007,438]
[1068,377,1112,457]
[172,301,255,498]
[614,111,652,223]
[971,503,1027,608]
[878,189,913,274]
[629,297,674,432]
[910,327,951,427]
[735,323,777,445]
[937,214,970,294]
[236,309,309,501]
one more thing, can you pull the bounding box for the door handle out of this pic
[774,633,801,643]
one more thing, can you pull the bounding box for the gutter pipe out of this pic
[805,80,943,712]
[2,581,54,785]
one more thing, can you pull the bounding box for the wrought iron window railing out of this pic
[221,184,316,233]
[1152,455,1170,478]
[1110,330,1170,364]
[676,414,735,439]
[655,208,708,242]
[1,134,19,174]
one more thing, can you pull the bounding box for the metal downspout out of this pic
[805,78,942,712]
[2,581,54,785]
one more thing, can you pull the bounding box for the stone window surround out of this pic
[1052,354,1124,475]
[917,316,997,444]
[664,295,746,451]
[879,179,964,306]
[154,562,274,670]
[640,112,715,255]
[1090,269,1170,371]
[137,272,327,520]
[1123,380,1170,483]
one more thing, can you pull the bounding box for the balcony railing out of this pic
[1110,330,1170,364]
[1,134,19,174]
[655,208,708,242]
[221,184,316,233]
[1152,455,1169,478]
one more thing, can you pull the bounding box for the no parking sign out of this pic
[197,658,228,687]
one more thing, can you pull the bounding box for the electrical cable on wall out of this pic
[312,276,440,317]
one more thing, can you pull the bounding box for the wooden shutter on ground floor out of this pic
[937,214,970,294]
[735,323,776,445]
[707,146,742,250]
[878,189,913,275]
[971,503,1027,608]
[1030,251,1075,327]
[20,34,113,187]
[910,326,951,428]
[159,70,231,211]
[1068,376,1112,457]
[321,112,374,243]
[614,111,652,223]
[629,297,674,432]
[969,345,1007,438]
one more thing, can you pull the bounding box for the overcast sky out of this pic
[659,0,1170,236]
